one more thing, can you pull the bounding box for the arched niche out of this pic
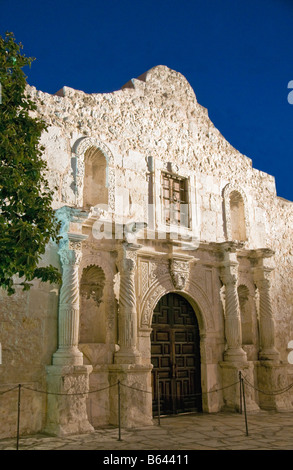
[83,147,108,209]
[223,184,249,242]
[73,137,115,211]
[230,190,246,241]
[237,284,253,345]
[79,264,106,343]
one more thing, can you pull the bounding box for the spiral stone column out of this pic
[53,241,83,365]
[218,243,260,412]
[109,241,153,428]
[249,250,287,411]
[45,233,94,436]
[220,245,247,362]
[250,250,279,361]
[255,273,279,361]
[114,242,141,364]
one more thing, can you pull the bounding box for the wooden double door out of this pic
[151,293,202,415]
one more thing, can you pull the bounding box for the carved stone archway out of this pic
[139,277,221,412]
[140,277,213,335]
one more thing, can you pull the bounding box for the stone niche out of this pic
[79,264,106,343]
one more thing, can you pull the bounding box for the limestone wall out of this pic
[28,65,292,363]
[37,65,293,376]
[0,65,292,437]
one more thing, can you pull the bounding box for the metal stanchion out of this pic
[239,371,243,414]
[239,372,249,436]
[118,381,122,441]
[16,384,21,450]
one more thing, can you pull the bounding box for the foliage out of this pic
[0,32,61,295]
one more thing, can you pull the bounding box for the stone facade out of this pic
[0,65,292,438]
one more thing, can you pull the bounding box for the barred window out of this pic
[161,172,189,227]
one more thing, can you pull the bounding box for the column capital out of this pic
[58,233,87,266]
[219,258,239,286]
[117,241,141,273]
[252,265,274,287]
[59,248,82,267]
[220,266,238,286]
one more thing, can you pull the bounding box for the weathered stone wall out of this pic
[0,242,60,438]
[29,65,292,358]
[1,65,292,437]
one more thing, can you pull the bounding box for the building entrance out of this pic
[151,293,202,415]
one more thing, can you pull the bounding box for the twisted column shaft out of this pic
[255,273,279,360]
[220,248,247,362]
[53,246,83,366]
[115,243,141,364]
[119,258,137,349]
[224,277,243,351]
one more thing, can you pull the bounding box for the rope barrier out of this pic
[0,385,19,395]
[2,376,293,398]
[1,372,293,449]
[242,375,293,396]
[120,382,153,394]
[19,382,119,396]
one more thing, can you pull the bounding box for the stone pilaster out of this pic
[108,363,153,428]
[45,217,93,436]
[114,242,141,364]
[220,244,247,362]
[53,236,84,366]
[220,361,259,412]
[250,250,279,361]
[249,250,286,410]
[45,364,94,436]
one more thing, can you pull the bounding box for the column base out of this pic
[108,363,153,428]
[256,361,289,411]
[52,346,84,366]
[114,346,142,365]
[44,364,94,437]
[258,348,280,362]
[220,361,259,412]
[223,347,247,363]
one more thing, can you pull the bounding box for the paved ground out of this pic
[1,410,293,452]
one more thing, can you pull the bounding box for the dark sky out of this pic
[1,0,293,201]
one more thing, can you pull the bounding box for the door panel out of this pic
[151,293,202,415]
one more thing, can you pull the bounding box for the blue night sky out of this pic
[1,0,293,201]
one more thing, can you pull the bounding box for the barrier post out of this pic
[239,371,242,414]
[241,375,249,436]
[118,381,122,441]
[16,384,21,450]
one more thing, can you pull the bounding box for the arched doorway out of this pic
[151,293,202,415]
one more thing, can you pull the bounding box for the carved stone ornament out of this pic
[59,247,82,267]
[169,258,190,290]
[141,284,166,326]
